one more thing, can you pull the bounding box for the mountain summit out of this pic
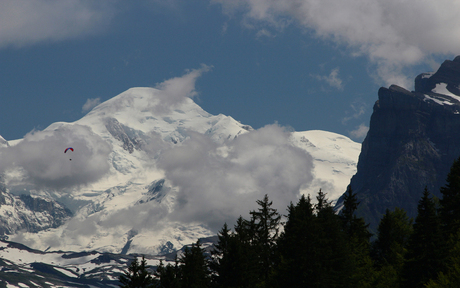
[337,56,460,231]
[0,85,360,255]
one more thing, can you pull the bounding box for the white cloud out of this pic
[342,101,367,124]
[221,22,229,35]
[152,64,212,114]
[212,0,460,87]
[82,98,101,113]
[3,1,458,86]
[9,124,316,248]
[313,68,343,90]
[349,123,369,140]
[256,29,274,38]
[0,0,115,48]
[157,124,314,230]
[0,125,112,189]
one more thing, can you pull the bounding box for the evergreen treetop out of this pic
[179,240,211,288]
[440,157,460,238]
[403,187,444,288]
[119,256,155,288]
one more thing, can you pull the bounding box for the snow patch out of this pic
[432,83,460,101]
[423,94,455,106]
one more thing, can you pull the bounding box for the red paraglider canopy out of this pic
[64,147,74,153]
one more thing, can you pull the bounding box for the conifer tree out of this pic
[249,194,281,285]
[234,216,254,245]
[340,186,372,242]
[403,187,444,288]
[425,230,460,288]
[154,259,181,288]
[314,190,353,288]
[231,216,259,288]
[371,208,412,287]
[315,188,330,212]
[339,186,374,287]
[274,194,317,287]
[119,256,155,288]
[440,157,460,237]
[210,223,231,286]
[372,208,412,267]
[209,223,246,288]
[276,191,353,288]
[179,240,211,288]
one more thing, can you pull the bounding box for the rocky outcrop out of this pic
[415,56,460,96]
[0,175,72,237]
[337,56,460,232]
[105,117,146,153]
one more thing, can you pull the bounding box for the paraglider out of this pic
[64,147,74,160]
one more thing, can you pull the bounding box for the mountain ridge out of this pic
[337,55,460,231]
[0,86,361,255]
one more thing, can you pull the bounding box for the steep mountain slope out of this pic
[0,87,360,255]
[0,135,7,148]
[290,130,360,199]
[336,56,460,231]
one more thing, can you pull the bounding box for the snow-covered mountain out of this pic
[0,87,360,255]
[0,236,217,287]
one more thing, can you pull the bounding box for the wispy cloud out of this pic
[221,22,229,35]
[256,29,274,39]
[82,98,101,113]
[312,68,343,90]
[212,0,460,87]
[342,101,367,124]
[152,64,212,114]
[349,123,369,141]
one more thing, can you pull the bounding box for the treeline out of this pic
[119,158,460,288]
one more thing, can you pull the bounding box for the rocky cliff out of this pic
[337,56,460,231]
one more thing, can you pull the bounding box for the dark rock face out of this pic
[105,117,146,153]
[415,56,460,96]
[337,56,460,232]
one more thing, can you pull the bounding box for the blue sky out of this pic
[0,1,458,142]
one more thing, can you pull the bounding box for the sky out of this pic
[0,0,459,142]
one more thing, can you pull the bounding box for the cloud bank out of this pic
[158,124,314,230]
[213,0,460,87]
[0,0,114,48]
[9,124,316,250]
[4,1,457,87]
[0,125,111,189]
